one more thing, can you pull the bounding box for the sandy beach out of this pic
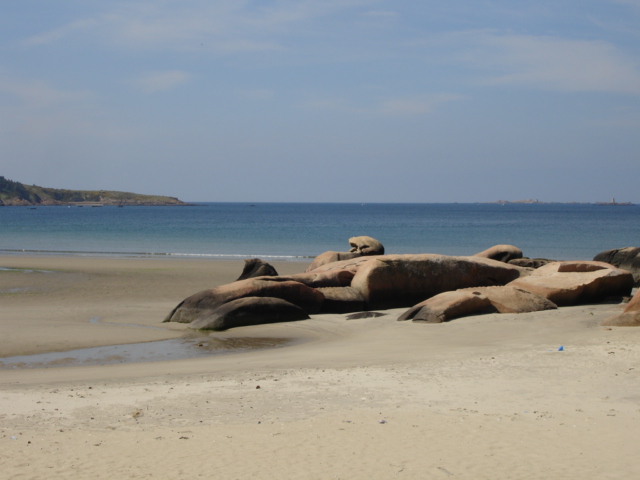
[1,256,640,479]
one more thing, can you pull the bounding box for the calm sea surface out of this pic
[0,203,638,262]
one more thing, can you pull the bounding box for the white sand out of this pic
[1,256,639,479]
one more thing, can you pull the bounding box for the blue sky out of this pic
[1,0,639,202]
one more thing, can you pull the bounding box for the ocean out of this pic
[0,203,638,262]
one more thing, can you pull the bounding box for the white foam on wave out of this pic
[0,248,313,261]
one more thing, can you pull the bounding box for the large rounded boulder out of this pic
[398,290,495,323]
[601,289,640,327]
[348,254,529,310]
[457,285,557,313]
[189,297,310,331]
[593,247,640,287]
[164,277,325,324]
[508,261,633,306]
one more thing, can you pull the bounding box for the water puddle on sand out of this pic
[0,336,294,370]
[0,267,55,274]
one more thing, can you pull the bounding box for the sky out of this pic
[1,0,640,203]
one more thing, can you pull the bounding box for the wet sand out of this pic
[1,256,640,479]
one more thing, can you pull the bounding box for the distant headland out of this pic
[0,176,191,206]
[489,198,635,206]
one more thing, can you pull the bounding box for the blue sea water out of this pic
[0,203,638,262]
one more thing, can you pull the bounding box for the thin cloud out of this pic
[22,19,97,47]
[302,94,462,116]
[0,75,90,108]
[0,75,136,140]
[21,0,379,54]
[457,32,640,94]
[133,71,190,93]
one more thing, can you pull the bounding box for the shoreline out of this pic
[2,255,640,478]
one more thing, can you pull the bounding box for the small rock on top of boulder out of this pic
[474,244,523,263]
[348,236,384,256]
[306,236,384,272]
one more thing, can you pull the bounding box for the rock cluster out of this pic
[163,240,635,330]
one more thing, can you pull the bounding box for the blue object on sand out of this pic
[558,346,564,351]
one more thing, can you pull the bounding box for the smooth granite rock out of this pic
[593,247,640,287]
[236,258,278,281]
[457,285,557,313]
[398,290,495,323]
[164,277,325,324]
[601,289,640,326]
[508,261,633,306]
[189,297,310,331]
[474,244,523,263]
[347,254,529,310]
[348,236,384,255]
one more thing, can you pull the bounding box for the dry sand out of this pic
[1,256,640,479]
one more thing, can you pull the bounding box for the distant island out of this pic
[489,198,634,206]
[0,176,191,206]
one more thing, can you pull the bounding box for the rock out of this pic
[458,285,557,313]
[601,289,640,326]
[508,261,634,307]
[398,290,495,323]
[236,258,278,281]
[316,287,365,313]
[286,269,355,288]
[474,244,523,263]
[164,277,325,323]
[305,251,363,272]
[189,297,310,331]
[306,236,384,271]
[509,258,553,269]
[593,247,640,287]
[348,254,529,310]
[166,253,529,328]
[348,236,384,255]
